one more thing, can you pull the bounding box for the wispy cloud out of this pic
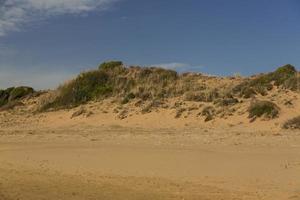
[151,62,204,72]
[151,63,189,70]
[0,0,118,36]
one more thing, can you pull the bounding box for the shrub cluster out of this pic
[248,100,279,119]
[42,61,180,110]
[233,64,298,98]
[98,61,123,70]
[42,62,299,113]
[283,116,300,129]
[0,86,34,108]
[43,70,112,109]
[214,97,239,106]
[283,76,300,92]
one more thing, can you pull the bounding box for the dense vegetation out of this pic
[42,62,299,114]
[42,61,179,109]
[233,64,299,97]
[0,86,34,108]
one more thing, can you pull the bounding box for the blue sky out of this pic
[0,0,300,89]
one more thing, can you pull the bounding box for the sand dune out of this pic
[1,65,300,199]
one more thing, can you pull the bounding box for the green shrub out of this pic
[92,85,113,97]
[248,100,279,119]
[283,116,300,129]
[137,67,178,83]
[233,64,297,97]
[152,68,178,81]
[44,70,112,109]
[0,86,34,108]
[5,87,15,94]
[99,61,123,70]
[272,64,297,85]
[284,76,300,92]
[252,64,296,87]
[9,86,34,101]
[0,89,9,107]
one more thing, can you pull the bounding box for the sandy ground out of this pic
[1,124,300,200]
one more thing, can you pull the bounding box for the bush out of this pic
[248,100,279,119]
[9,86,34,101]
[99,61,123,70]
[284,76,300,92]
[233,64,297,97]
[0,86,34,108]
[44,70,112,109]
[0,89,9,107]
[43,63,180,110]
[215,97,239,106]
[121,93,136,104]
[200,106,216,122]
[152,68,178,81]
[252,64,296,87]
[272,64,297,85]
[136,67,178,86]
[283,116,300,129]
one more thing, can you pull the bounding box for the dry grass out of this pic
[248,100,280,119]
[200,106,216,122]
[39,62,299,123]
[233,64,298,97]
[283,116,300,129]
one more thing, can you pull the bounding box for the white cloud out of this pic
[151,62,204,72]
[151,63,189,70]
[0,0,118,36]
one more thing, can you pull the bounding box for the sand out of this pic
[0,89,300,200]
[0,123,300,200]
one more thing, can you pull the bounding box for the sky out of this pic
[0,0,300,89]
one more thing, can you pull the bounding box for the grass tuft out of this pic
[200,106,216,122]
[283,116,300,129]
[99,61,123,70]
[248,100,279,119]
